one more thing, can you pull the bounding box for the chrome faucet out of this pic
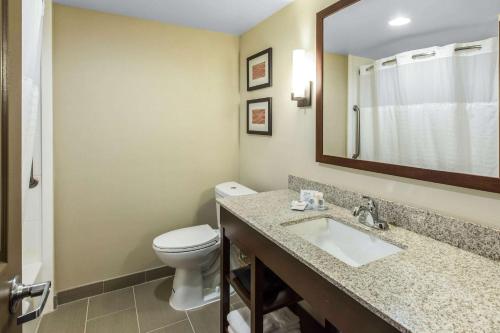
[352,196,388,230]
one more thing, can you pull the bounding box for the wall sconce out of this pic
[291,49,312,107]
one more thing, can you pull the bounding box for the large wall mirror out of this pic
[316,0,500,193]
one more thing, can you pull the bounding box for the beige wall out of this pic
[239,0,500,229]
[54,5,240,291]
[323,52,348,157]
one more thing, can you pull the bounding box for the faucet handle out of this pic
[361,196,377,212]
[362,195,374,203]
[361,195,371,204]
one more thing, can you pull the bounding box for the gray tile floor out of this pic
[38,277,243,333]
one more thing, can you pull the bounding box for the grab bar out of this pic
[352,105,360,159]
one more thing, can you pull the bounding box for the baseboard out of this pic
[54,266,175,307]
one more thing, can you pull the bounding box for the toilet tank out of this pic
[215,182,256,226]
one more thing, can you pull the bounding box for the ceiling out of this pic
[54,0,293,35]
[324,0,500,59]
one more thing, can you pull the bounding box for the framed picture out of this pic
[247,48,272,91]
[247,98,272,136]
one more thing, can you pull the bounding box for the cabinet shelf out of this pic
[225,266,302,315]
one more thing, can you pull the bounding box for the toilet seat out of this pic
[153,224,219,253]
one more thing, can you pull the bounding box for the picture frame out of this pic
[247,98,272,136]
[247,48,272,91]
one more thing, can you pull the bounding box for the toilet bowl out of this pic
[153,182,256,310]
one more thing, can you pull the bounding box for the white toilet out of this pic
[152,182,256,310]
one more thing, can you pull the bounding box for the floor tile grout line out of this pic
[83,298,89,333]
[132,286,141,333]
[86,306,136,322]
[185,311,196,333]
[143,319,190,333]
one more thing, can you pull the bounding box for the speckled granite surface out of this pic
[289,175,500,261]
[217,190,500,333]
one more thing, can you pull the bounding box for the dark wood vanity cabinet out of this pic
[219,207,401,333]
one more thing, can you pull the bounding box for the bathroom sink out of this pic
[285,218,402,267]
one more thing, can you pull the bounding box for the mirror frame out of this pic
[0,0,7,261]
[316,0,500,193]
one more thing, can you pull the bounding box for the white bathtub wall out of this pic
[22,106,42,276]
[21,78,43,333]
[22,3,55,333]
[21,0,45,282]
[39,0,55,314]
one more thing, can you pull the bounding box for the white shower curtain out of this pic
[22,0,45,203]
[358,37,499,177]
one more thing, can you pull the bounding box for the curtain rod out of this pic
[364,44,483,72]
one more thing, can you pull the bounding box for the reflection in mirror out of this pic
[323,0,500,177]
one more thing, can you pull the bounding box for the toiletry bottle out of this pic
[317,192,325,210]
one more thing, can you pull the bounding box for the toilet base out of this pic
[168,267,226,311]
[168,267,235,311]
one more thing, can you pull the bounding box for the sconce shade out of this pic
[292,49,307,98]
[291,49,311,107]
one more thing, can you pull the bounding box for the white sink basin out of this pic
[285,218,402,267]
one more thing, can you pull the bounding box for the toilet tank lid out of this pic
[215,182,256,198]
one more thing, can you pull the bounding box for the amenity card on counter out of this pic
[299,190,326,210]
[299,190,317,204]
[290,200,308,211]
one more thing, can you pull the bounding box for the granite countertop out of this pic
[217,189,500,333]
